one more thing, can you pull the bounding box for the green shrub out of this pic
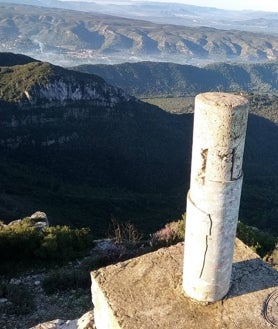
[0,219,42,261]
[0,218,93,265]
[236,221,277,257]
[35,226,92,260]
[265,244,278,269]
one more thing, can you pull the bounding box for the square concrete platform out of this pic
[91,239,278,329]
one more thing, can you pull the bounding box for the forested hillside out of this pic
[0,54,277,238]
[0,55,191,236]
[145,95,278,237]
[74,61,278,97]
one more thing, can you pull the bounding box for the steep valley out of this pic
[0,56,192,236]
[0,54,277,238]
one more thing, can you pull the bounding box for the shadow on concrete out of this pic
[227,258,278,298]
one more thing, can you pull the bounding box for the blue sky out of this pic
[61,0,278,12]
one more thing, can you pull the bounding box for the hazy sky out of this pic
[61,0,278,12]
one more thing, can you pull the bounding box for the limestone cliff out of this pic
[0,61,132,109]
[0,59,135,148]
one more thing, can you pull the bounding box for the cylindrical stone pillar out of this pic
[183,92,248,302]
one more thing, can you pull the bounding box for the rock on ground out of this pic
[29,310,94,329]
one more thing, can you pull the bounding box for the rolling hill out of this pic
[2,0,278,34]
[73,61,278,97]
[1,3,278,65]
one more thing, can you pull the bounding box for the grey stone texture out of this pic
[91,239,278,329]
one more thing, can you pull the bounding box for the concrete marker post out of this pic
[183,92,249,302]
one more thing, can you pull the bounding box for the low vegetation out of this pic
[236,221,277,258]
[0,214,276,328]
[107,217,143,245]
[0,217,93,274]
[0,282,35,315]
[41,269,91,295]
[3,214,275,273]
[150,217,185,248]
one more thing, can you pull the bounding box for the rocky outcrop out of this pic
[0,60,132,110]
[29,311,94,329]
[0,59,135,149]
[30,211,49,229]
[22,76,131,109]
[7,211,49,229]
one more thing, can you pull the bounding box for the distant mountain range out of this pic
[73,61,278,97]
[1,0,278,33]
[1,3,278,65]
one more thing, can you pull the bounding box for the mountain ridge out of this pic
[0,59,131,109]
[1,3,278,65]
[73,61,278,97]
[1,0,278,33]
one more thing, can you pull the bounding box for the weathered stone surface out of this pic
[31,211,48,223]
[30,211,49,229]
[7,211,49,229]
[91,239,278,329]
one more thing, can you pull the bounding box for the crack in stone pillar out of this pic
[199,213,213,279]
[183,92,249,302]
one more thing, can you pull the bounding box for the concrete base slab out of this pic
[91,239,278,329]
